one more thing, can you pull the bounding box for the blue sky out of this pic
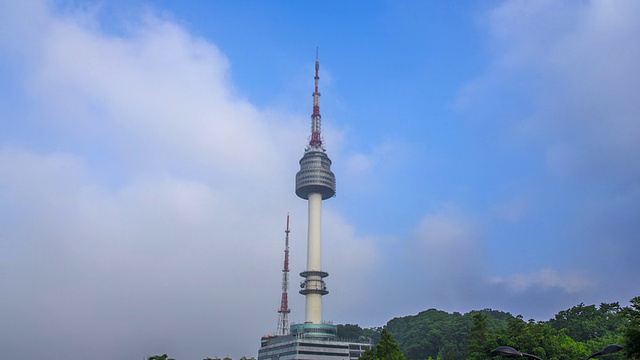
[1,0,639,359]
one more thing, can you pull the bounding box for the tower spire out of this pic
[309,47,322,149]
[276,214,291,336]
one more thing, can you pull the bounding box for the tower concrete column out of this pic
[307,192,322,271]
[305,192,323,323]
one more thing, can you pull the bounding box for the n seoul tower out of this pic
[295,49,336,325]
[258,52,372,360]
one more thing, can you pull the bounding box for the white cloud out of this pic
[25,9,282,182]
[449,0,640,318]
[490,268,594,294]
[345,152,374,173]
[414,205,476,256]
[337,139,409,197]
[0,146,283,358]
[323,210,381,320]
[488,0,580,69]
[0,1,375,359]
[487,0,640,182]
[3,0,640,356]
[491,195,530,222]
[401,206,486,308]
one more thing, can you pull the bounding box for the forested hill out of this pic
[386,308,512,359]
[337,297,640,360]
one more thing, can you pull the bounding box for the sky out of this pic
[1,0,639,359]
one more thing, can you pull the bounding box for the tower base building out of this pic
[258,324,371,360]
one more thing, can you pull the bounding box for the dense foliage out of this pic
[337,324,383,343]
[339,297,639,360]
[386,308,511,360]
[622,297,640,359]
[360,328,407,360]
[148,355,174,360]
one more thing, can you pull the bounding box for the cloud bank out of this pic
[0,1,377,358]
[1,0,640,359]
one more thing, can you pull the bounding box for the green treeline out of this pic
[337,296,640,360]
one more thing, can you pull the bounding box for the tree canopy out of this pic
[622,296,640,359]
[360,328,407,360]
[339,297,637,360]
[148,355,174,360]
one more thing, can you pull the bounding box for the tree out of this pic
[336,324,381,343]
[149,355,174,360]
[466,313,491,360]
[382,308,512,360]
[623,296,640,359]
[361,328,407,360]
[549,302,625,343]
[337,324,364,339]
[342,300,632,360]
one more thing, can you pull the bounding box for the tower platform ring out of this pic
[300,288,329,295]
[300,270,329,278]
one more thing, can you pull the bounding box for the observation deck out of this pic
[295,149,336,200]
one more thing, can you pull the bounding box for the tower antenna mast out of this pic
[276,213,291,336]
[309,47,323,149]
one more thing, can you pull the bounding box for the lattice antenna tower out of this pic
[276,214,291,336]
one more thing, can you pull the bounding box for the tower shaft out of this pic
[304,193,323,323]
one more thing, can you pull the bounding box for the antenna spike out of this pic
[309,50,322,148]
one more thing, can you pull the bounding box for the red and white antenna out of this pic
[309,48,323,149]
[276,214,291,336]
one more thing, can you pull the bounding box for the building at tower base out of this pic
[258,324,371,360]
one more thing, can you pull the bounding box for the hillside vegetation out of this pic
[337,296,640,360]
